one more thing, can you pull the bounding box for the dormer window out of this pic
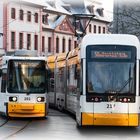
[87,5,94,14]
[27,11,31,22]
[42,14,49,25]
[97,8,104,17]
[11,8,16,19]
[19,9,24,20]
[34,13,38,23]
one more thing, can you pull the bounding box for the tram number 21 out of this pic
[107,104,115,109]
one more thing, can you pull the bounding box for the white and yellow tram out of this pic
[0,50,48,117]
[48,34,140,126]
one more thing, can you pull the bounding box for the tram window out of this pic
[47,69,51,91]
[87,81,94,92]
[74,64,80,79]
[59,68,64,82]
[49,78,54,92]
[55,67,65,93]
[59,68,63,76]
[67,64,80,95]
[74,64,77,79]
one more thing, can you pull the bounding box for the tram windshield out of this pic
[7,60,46,93]
[86,45,136,95]
[87,62,135,94]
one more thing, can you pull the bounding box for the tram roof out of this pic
[56,52,67,62]
[67,47,80,59]
[47,55,57,63]
[2,56,46,61]
[80,34,140,59]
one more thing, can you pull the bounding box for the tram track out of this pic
[0,119,9,127]
[48,113,68,117]
[0,117,32,140]
[3,120,32,140]
[0,109,74,140]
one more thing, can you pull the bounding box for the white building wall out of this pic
[42,30,74,56]
[55,33,73,53]
[42,31,53,56]
[86,20,108,34]
[6,2,42,55]
[2,0,111,56]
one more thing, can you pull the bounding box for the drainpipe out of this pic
[39,8,42,56]
[3,0,8,52]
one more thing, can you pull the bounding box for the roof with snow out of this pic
[22,0,112,22]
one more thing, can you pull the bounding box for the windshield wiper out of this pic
[104,77,133,94]
[109,77,133,101]
[117,77,133,93]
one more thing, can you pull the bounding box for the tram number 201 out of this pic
[107,104,115,109]
[24,97,31,101]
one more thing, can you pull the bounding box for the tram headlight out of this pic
[9,96,17,102]
[37,97,45,102]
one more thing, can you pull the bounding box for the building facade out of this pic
[42,15,76,56]
[1,0,111,56]
[3,0,45,56]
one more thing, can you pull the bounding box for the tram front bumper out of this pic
[8,103,46,117]
[82,113,139,126]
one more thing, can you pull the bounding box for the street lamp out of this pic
[0,33,3,37]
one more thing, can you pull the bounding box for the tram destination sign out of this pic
[13,60,42,67]
[91,51,131,59]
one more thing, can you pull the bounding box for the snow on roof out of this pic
[49,15,66,29]
[20,0,46,7]
[21,0,112,26]
[22,0,112,22]
[62,0,86,14]
[54,0,71,15]
[44,0,71,15]
[43,1,57,11]
[84,0,112,22]
[61,0,111,22]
